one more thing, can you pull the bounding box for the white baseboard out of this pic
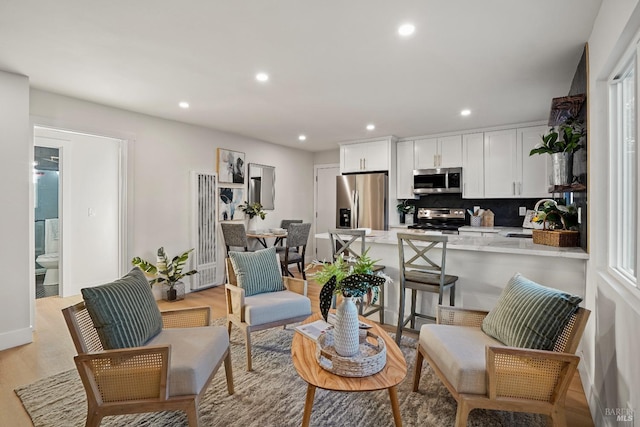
[0,327,32,351]
[578,361,610,427]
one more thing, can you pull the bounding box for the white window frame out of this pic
[608,42,640,288]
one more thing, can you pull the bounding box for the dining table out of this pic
[246,230,287,248]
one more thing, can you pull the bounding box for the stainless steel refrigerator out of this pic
[336,173,388,230]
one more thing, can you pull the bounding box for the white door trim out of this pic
[313,163,340,260]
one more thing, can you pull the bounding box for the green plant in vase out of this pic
[309,248,387,322]
[396,199,415,224]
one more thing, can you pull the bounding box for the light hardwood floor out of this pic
[0,274,594,427]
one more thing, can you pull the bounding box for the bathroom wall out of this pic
[34,170,58,257]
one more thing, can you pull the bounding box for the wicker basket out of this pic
[315,329,386,377]
[532,229,579,247]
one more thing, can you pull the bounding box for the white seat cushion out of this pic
[244,290,311,325]
[420,324,505,395]
[147,325,229,396]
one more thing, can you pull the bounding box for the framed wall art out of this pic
[217,148,245,184]
[219,187,245,221]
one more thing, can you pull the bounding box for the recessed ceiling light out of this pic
[179,101,189,109]
[298,134,307,141]
[460,109,471,116]
[398,23,415,37]
[256,72,269,82]
[366,124,375,131]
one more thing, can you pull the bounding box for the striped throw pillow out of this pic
[81,268,163,349]
[481,273,582,350]
[229,247,285,296]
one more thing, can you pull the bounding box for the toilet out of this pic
[36,218,59,295]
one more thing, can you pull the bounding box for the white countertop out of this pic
[316,228,588,260]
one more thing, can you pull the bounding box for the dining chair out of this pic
[221,223,250,255]
[276,219,303,248]
[328,229,386,324]
[396,232,458,344]
[279,223,311,279]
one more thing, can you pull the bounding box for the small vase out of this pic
[399,212,406,224]
[334,296,360,357]
[551,152,574,186]
[162,281,185,302]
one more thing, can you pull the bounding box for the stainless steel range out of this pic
[408,208,465,234]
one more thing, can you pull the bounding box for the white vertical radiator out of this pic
[191,171,217,290]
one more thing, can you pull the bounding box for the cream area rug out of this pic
[16,319,546,427]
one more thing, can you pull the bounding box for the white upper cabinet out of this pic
[414,135,462,169]
[484,129,519,198]
[462,133,484,198]
[396,140,415,199]
[518,125,550,198]
[340,139,392,173]
[483,126,550,198]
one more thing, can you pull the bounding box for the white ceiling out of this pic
[0,1,602,152]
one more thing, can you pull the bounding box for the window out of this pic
[610,54,638,284]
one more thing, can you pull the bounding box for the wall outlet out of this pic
[519,206,526,216]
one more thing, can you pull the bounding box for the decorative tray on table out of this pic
[315,329,386,377]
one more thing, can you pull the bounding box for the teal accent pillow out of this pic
[228,247,285,297]
[481,273,582,350]
[81,267,163,350]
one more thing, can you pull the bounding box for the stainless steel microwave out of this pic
[413,167,462,194]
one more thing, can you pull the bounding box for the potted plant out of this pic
[529,119,585,186]
[238,202,266,230]
[396,199,415,224]
[308,250,387,357]
[531,199,579,247]
[131,247,198,301]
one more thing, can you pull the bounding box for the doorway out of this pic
[314,164,340,261]
[34,146,60,298]
[33,126,126,300]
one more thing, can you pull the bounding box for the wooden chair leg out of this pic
[379,284,385,325]
[396,287,405,345]
[455,400,470,427]
[226,320,232,336]
[185,400,200,427]
[450,284,456,306]
[224,351,234,394]
[410,290,417,329]
[85,408,102,427]
[551,406,568,427]
[413,346,424,392]
[245,330,253,371]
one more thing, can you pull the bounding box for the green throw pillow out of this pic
[481,273,582,350]
[81,267,163,350]
[228,247,285,297]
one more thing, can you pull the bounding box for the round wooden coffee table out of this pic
[291,313,407,426]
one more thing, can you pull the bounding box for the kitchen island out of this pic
[315,229,588,326]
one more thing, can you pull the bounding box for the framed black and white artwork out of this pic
[219,187,245,221]
[217,148,245,184]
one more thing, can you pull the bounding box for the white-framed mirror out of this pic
[248,163,275,210]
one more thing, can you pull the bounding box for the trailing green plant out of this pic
[238,202,266,219]
[529,119,585,156]
[131,247,198,288]
[396,199,415,214]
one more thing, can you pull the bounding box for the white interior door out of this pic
[314,164,340,261]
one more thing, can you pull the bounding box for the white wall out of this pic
[0,71,31,350]
[313,148,340,165]
[584,1,640,425]
[29,89,315,288]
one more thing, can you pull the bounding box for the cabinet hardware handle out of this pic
[512,182,516,195]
